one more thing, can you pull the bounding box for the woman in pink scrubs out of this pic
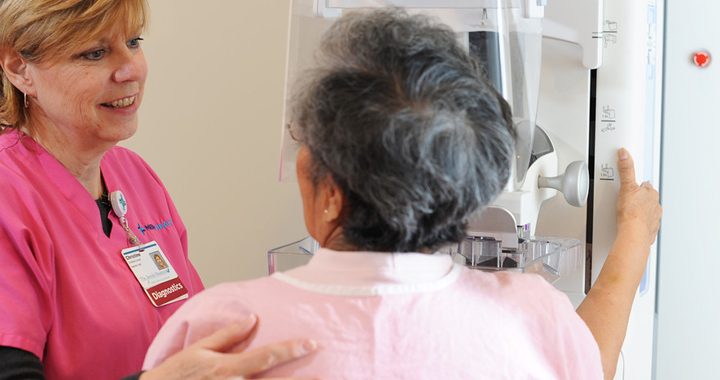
[0,0,316,379]
[144,9,661,380]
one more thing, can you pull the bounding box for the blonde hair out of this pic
[0,0,149,128]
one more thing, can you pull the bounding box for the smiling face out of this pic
[25,26,147,148]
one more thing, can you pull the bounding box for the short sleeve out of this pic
[143,284,253,369]
[523,274,604,379]
[0,191,54,359]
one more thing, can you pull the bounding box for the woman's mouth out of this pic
[101,96,136,109]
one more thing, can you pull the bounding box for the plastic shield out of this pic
[279,0,543,188]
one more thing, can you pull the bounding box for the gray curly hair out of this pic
[292,9,515,252]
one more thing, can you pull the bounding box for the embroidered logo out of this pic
[137,219,173,235]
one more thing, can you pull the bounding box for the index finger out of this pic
[617,148,638,190]
[191,315,258,352]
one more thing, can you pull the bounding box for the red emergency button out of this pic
[693,51,711,68]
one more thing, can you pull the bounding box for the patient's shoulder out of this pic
[458,268,573,315]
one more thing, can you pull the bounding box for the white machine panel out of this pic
[592,1,663,379]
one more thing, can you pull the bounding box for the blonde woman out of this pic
[0,1,315,379]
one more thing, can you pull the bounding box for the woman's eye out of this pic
[82,49,106,60]
[127,37,144,49]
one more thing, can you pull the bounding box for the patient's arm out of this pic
[576,148,662,380]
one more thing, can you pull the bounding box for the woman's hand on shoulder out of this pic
[616,148,662,246]
[140,315,318,380]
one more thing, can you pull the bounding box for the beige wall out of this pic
[125,0,306,286]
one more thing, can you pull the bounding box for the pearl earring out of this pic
[23,93,29,108]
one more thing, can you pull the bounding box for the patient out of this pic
[144,10,660,379]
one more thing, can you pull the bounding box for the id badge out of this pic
[121,241,189,307]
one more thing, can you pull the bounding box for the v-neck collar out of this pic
[10,130,116,237]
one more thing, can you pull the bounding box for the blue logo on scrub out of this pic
[137,219,173,235]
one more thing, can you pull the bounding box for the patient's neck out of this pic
[323,240,358,252]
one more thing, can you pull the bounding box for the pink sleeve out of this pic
[527,275,604,379]
[143,285,253,369]
[0,190,53,359]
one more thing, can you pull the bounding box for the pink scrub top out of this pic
[0,130,204,379]
[145,248,603,379]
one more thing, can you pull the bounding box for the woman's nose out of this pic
[112,48,147,83]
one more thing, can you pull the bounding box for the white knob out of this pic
[538,161,589,207]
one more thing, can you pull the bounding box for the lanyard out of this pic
[109,191,141,246]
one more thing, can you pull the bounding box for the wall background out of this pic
[125,0,304,286]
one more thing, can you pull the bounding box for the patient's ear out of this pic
[315,174,351,250]
[320,175,344,224]
[0,49,34,95]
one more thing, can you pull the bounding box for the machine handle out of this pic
[538,161,589,207]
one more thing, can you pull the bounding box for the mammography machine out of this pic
[270,1,663,378]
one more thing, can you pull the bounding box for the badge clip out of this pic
[110,190,141,246]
